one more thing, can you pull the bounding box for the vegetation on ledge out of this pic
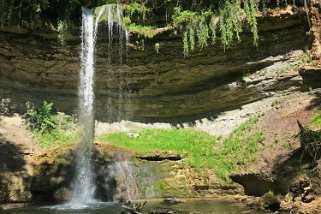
[26,101,79,148]
[24,101,263,181]
[309,108,321,130]
[0,0,309,55]
[98,115,264,180]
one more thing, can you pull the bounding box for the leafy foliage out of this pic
[26,101,79,147]
[57,19,69,45]
[173,0,262,56]
[125,2,150,20]
[244,0,259,45]
[33,113,79,148]
[0,0,307,54]
[173,7,213,55]
[26,101,56,133]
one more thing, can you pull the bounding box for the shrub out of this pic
[26,101,56,133]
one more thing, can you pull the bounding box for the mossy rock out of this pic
[260,191,281,211]
[31,147,76,203]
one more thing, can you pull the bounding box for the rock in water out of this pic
[162,198,185,204]
[121,201,147,214]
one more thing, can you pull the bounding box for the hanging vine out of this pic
[173,0,263,56]
[0,0,309,55]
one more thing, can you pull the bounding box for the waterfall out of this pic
[113,161,139,201]
[98,4,130,122]
[68,4,129,208]
[69,8,97,208]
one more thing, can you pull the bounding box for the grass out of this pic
[309,111,321,129]
[32,113,79,148]
[98,115,264,180]
[129,23,173,39]
[129,23,155,32]
[271,134,279,148]
[271,99,280,107]
[283,140,291,149]
[275,52,312,75]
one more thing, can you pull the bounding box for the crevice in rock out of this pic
[137,155,182,162]
[230,173,276,197]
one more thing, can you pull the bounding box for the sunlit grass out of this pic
[33,113,79,148]
[310,111,321,129]
[98,115,264,180]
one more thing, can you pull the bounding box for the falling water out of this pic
[113,161,139,201]
[68,5,129,208]
[69,8,97,208]
[101,4,130,122]
[101,158,157,201]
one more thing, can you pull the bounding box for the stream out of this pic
[1,199,263,214]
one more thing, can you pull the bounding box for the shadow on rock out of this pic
[305,90,321,110]
[30,145,136,204]
[0,140,26,173]
[30,147,76,203]
[0,139,31,202]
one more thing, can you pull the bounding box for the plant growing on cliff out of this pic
[34,113,79,147]
[57,19,69,45]
[173,0,259,56]
[26,101,79,147]
[173,7,212,56]
[26,101,56,133]
[125,2,150,20]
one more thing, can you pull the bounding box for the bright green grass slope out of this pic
[98,115,264,180]
[33,113,79,148]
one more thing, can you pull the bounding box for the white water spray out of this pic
[69,8,97,208]
[69,5,129,208]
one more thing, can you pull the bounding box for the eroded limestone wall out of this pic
[0,11,309,122]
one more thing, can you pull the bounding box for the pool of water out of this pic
[1,199,261,214]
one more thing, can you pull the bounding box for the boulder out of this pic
[299,65,321,88]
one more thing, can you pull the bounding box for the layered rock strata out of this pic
[0,11,309,122]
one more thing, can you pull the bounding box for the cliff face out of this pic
[0,11,310,122]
